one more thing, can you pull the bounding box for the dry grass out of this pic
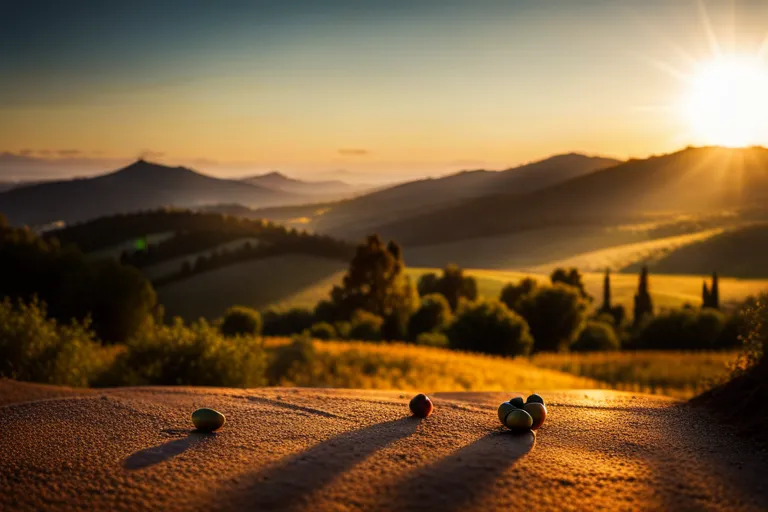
[264,337,599,392]
[529,350,739,398]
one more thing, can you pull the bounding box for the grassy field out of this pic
[263,337,735,398]
[264,337,600,392]
[141,237,264,280]
[529,228,724,274]
[157,254,347,320]
[529,351,739,398]
[155,253,768,321]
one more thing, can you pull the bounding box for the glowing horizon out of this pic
[3,0,768,180]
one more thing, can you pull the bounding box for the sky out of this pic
[2,0,768,182]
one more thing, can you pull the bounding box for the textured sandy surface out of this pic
[1,383,767,512]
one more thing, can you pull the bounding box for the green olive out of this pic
[498,401,517,424]
[526,393,545,405]
[509,397,525,409]
[523,402,547,430]
[504,409,533,432]
[191,408,226,432]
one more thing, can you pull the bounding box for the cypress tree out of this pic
[601,268,612,312]
[710,271,719,309]
[633,265,653,328]
[702,281,711,308]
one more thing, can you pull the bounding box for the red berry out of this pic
[409,393,434,418]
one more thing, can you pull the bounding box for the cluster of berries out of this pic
[497,394,547,433]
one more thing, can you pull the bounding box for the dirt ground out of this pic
[1,381,767,511]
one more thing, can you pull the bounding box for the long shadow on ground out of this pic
[384,430,535,511]
[219,417,419,511]
[123,431,215,470]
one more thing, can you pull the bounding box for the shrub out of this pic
[307,322,336,340]
[447,299,533,356]
[499,278,539,312]
[267,334,317,385]
[415,331,449,348]
[262,307,315,336]
[349,310,384,341]
[417,265,478,311]
[407,294,452,340]
[572,321,621,352]
[220,306,262,338]
[0,298,109,387]
[633,308,728,350]
[517,284,588,352]
[103,318,266,387]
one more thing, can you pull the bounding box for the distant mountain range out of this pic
[241,171,371,198]
[371,146,768,246]
[312,153,620,238]
[0,160,303,226]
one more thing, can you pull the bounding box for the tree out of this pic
[551,267,590,301]
[632,308,727,350]
[220,306,262,338]
[599,269,625,327]
[262,308,315,336]
[417,265,478,311]
[572,321,620,352]
[447,300,533,356]
[703,272,720,309]
[517,284,588,352]
[500,278,538,313]
[349,310,384,341]
[633,266,653,328]
[330,235,418,319]
[407,294,452,340]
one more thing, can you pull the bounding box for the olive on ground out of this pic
[526,393,545,405]
[191,408,226,432]
[410,393,434,418]
[504,409,533,432]
[498,401,517,424]
[524,402,547,430]
[509,397,525,409]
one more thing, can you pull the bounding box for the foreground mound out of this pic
[1,385,768,511]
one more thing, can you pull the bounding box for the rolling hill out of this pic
[313,153,620,239]
[241,171,369,199]
[0,160,305,226]
[624,223,768,278]
[372,146,768,247]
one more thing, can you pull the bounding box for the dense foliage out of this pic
[572,321,621,352]
[220,306,262,338]
[417,265,478,311]
[0,218,157,343]
[516,283,588,353]
[632,308,739,351]
[407,294,452,341]
[447,299,533,356]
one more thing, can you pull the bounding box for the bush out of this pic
[517,284,588,352]
[102,318,266,387]
[220,306,262,338]
[447,300,533,356]
[408,294,452,340]
[349,310,384,341]
[262,308,315,336]
[499,278,538,312]
[572,322,621,352]
[633,308,728,350]
[267,334,317,385]
[0,298,109,387]
[307,322,336,340]
[415,331,449,348]
[417,265,478,311]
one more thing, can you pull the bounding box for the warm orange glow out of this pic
[683,55,768,147]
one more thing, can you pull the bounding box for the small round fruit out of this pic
[526,393,545,405]
[498,401,517,424]
[409,394,434,418]
[509,397,525,409]
[504,409,533,432]
[523,402,547,430]
[191,408,226,432]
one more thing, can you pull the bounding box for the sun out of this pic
[683,55,768,147]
